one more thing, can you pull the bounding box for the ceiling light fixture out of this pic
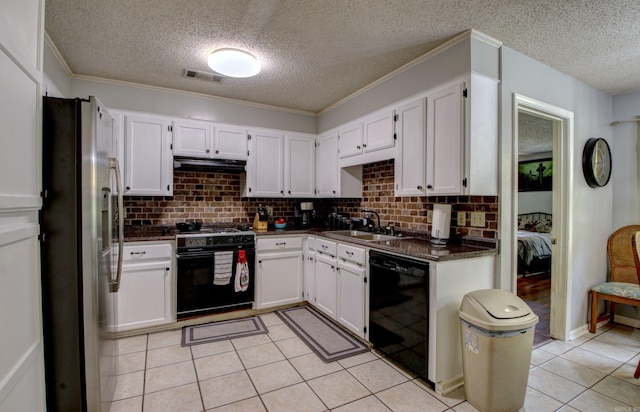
[207,48,260,78]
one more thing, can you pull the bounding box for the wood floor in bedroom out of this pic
[518,271,552,347]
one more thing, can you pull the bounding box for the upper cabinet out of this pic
[242,130,316,197]
[172,119,212,158]
[123,114,173,196]
[172,119,248,160]
[338,109,396,167]
[316,131,362,198]
[395,98,427,196]
[394,73,498,197]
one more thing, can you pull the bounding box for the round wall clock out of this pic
[582,138,612,188]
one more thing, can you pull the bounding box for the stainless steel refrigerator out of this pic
[41,96,124,412]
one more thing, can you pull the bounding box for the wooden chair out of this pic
[589,225,640,335]
[630,231,640,379]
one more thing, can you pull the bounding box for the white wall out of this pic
[0,1,46,411]
[499,47,613,336]
[518,192,552,214]
[611,91,640,228]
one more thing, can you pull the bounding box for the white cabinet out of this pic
[172,120,248,160]
[337,243,366,338]
[395,98,427,196]
[247,130,284,197]
[426,81,464,195]
[255,236,303,309]
[284,134,315,197]
[303,236,316,302]
[313,238,338,318]
[115,241,174,331]
[363,109,396,153]
[123,115,173,196]
[172,119,213,158]
[243,131,315,197]
[214,125,248,160]
[315,131,362,198]
[338,122,363,159]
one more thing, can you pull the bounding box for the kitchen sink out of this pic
[327,230,408,242]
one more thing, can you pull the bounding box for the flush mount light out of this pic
[207,48,260,78]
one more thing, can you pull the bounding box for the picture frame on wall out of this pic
[518,158,552,192]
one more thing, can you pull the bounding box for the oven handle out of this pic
[176,251,215,259]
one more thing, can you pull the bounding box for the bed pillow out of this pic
[535,219,552,233]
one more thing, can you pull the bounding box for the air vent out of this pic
[183,69,224,83]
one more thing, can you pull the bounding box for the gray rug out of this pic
[276,306,369,363]
[182,317,268,346]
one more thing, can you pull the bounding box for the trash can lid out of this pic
[459,289,539,331]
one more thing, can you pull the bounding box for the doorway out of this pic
[512,95,573,341]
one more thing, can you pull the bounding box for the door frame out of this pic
[512,94,574,340]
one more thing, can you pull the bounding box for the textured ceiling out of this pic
[45,0,640,114]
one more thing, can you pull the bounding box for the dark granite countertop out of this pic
[124,224,497,262]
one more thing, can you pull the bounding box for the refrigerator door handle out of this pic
[109,157,124,293]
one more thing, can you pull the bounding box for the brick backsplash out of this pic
[124,160,498,239]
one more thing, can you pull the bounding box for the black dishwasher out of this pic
[369,250,430,384]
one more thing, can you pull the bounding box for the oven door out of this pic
[176,248,255,318]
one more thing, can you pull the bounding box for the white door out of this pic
[337,263,366,337]
[214,125,248,160]
[256,252,303,309]
[172,119,213,158]
[338,122,363,158]
[285,134,315,197]
[426,81,463,195]
[363,109,395,153]
[251,131,284,197]
[395,98,426,196]
[116,264,172,331]
[314,254,338,318]
[316,133,339,197]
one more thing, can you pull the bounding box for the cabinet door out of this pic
[316,132,338,197]
[338,122,363,159]
[314,254,338,319]
[256,251,303,309]
[337,262,366,338]
[116,263,172,331]
[124,115,173,196]
[172,119,213,158]
[214,125,248,160]
[395,98,426,196]
[364,110,395,153]
[304,251,316,303]
[249,131,284,196]
[426,82,463,195]
[285,134,315,197]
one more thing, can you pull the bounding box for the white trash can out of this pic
[459,289,539,412]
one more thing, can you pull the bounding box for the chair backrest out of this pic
[608,225,640,284]
[632,231,640,285]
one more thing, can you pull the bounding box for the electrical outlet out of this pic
[470,212,485,227]
[457,212,466,226]
[427,210,433,223]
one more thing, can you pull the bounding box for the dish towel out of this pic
[213,251,234,285]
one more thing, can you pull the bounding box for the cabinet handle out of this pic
[345,251,353,256]
[258,260,262,264]
[126,186,131,190]
[130,251,146,256]
[332,190,336,194]
[363,143,367,148]
[417,185,423,190]
[276,242,287,246]
[167,185,170,191]
[321,245,328,250]
[165,267,170,271]
[280,190,284,195]
[249,187,252,192]
[206,149,210,153]
[427,184,433,189]
[215,150,219,154]
[288,190,291,194]
[356,145,361,149]
[331,265,335,270]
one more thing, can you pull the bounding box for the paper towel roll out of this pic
[431,204,452,240]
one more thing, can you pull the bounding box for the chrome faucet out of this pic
[362,209,381,232]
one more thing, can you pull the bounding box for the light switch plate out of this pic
[427,210,433,223]
[457,212,466,226]
[470,212,485,227]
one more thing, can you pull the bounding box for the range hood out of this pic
[173,157,246,173]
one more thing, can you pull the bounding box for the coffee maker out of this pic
[294,202,315,228]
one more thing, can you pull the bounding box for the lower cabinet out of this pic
[303,236,316,302]
[116,241,174,332]
[313,252,338,318]
[337,243,366,338]
[256,236,303,309]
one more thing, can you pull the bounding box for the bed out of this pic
[517,212,553,276]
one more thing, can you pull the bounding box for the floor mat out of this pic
[182,316,268,346]
[276,306,369,363]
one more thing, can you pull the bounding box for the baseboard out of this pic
[612,314,640,329]
[435,373,464,395]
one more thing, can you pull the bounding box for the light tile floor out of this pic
[110,314,640,412]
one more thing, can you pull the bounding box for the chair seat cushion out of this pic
[592,282,640,299]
